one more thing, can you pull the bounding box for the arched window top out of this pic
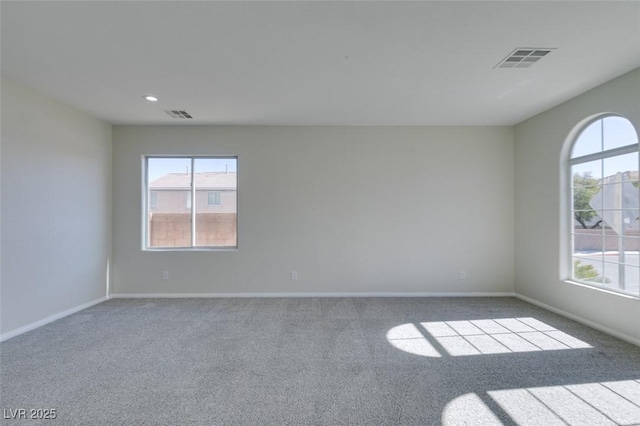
[566,113,640,296]
[571,115,638,160]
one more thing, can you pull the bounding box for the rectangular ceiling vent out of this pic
[163,110,193,119]
[495,48,555,69]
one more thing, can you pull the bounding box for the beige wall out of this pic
[1,76,112,336]
[515,68,640,343]
[112,125,515,295]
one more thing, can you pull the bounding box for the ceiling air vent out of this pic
[495,48,555,69]
[163,110,193,119]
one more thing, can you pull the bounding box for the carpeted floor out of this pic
[1,297,639,425]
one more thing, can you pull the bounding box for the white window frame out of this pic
[143,155,238,251]
[563,114,639,297]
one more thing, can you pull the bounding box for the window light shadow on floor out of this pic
[386,317,591,357]
[442,379,640,425]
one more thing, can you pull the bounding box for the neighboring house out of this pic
[147,172,238,247]
[149,172,237,213]
[574,170,640,231]
[574,170,640,252]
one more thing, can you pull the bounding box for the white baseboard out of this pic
[515,293,640,348]
[110,291,516,299]
[0,296,108,343]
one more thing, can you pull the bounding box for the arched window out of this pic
[568,115,639,296]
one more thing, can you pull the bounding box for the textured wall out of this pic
[112,125,514,295]
[1,76,112,335]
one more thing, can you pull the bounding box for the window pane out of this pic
[604,232,620,252]
[606,237,640,266]
[601,262,639,293]
[603,116,639,151]
[603,152,638,180]
[147,158,192,248]
[572,160,602,181]
[193,158,237,247]
[572,163,602,230]
[624,265,640,295]
[602,262,619,289]
[571,119,602,158]
[572,186,601,213]
[573,231,603,253]
[573,256,603,283]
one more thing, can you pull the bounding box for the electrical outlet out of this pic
[291,271,298,281]
[459,271,466,280]
[162,271,169,281]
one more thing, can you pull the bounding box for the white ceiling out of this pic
[1,1,639,126]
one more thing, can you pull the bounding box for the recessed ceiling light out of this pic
[143,95,159,102]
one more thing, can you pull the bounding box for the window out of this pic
[208,191,222,206]
[144,157,237,249]
[567,115,639,296]
[150,191,158,209]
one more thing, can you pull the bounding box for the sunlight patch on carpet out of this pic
[442,379,640,425]
[387,317,591,357]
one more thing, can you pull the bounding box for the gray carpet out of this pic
[1,297,639,425]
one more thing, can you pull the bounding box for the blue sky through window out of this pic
[148,157,237,182]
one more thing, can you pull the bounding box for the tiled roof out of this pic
[150,172,237,189]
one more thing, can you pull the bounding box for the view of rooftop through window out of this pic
[145,157,237,249]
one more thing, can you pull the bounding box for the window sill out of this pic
[143,247,238,252]
[563,279,640,300]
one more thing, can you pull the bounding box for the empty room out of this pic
[1,1,639,425]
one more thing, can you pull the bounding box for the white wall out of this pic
[0,76,112,336]
[112,126,514,295]
[515,68,640,342]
